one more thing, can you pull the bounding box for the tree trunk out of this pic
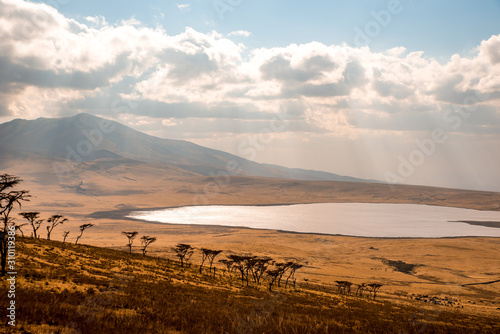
[0,238,7,276]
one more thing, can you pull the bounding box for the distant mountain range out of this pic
[0,113,370,183]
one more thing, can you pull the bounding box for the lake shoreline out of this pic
[122,203,500,239]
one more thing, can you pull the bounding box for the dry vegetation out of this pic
[2,237,499,334]
[2,171,500,333]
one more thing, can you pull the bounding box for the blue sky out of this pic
[33,0,500,61]
[2,0,500,191]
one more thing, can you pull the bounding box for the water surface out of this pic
[128,203,500,238]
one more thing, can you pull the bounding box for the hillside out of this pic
[3,237,499,334]
[0,113,368,182]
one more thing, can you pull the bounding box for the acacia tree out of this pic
[336,280,353,295]
[62,231,70,243]
[249,257,271,285]
[199,248,210,273]
[140,235,157,256]
[173,244,194,267]
[355,283,367,297]
[19,212,43,238]
[227,255,248,285]
[368,283,383,299]
[122,231,138,254]
[75,223,94,245]
[207,249,222,276]
[284,262,303,289]
[219,258,234,276]
[0,174,30,276]
[199,248,222,275]
[15,223,27,237]
[275,262,292,288]
[266,269,280,292]
[46,214,68,240]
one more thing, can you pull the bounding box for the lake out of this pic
[128,203,500,238]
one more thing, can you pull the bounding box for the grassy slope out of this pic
[2,237,499,334]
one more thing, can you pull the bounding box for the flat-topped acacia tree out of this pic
[173,244,194,267]
[1,174,30,276]
[355,283,367,297]
[199,248,222,275]
[122,231,139,254]
[274,262,292,288]
[266,269,280,292]
[20,212,43,239]
[75,223,94,245]
[140,235,157,256]
[285,262,303,289]
[219,258,234,276]
[46,214,68,240]
[207,249,222,276]
[368,283,383,299]
[255,257,272,285]
[227,255,247,285]
[199,248,210,273]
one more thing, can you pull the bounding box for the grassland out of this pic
[2,166,500,333]
[2,237,499,334]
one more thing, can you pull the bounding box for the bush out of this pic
[383,259,419,274]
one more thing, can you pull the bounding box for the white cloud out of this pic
[85,15,107,28]
[228,30,251,37]
[176,3,191,12]
[0,0,499,190]
[385,46,406,57]
[0,0,499,138]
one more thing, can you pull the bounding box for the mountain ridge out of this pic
[0,113,372,183]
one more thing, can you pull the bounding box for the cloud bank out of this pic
[1,0,499,190]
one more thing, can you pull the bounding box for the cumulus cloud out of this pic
[0,0,499,139]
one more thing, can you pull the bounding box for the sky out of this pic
[1,0,500,191]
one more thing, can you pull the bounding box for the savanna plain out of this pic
[2,161,500,333]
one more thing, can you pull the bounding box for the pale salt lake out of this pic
[128,203,500,238]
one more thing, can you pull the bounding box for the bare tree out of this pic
[285,262,303,289]
[199,248,210,273]
[140,235,157,256]
[199,248,223,275]
[46,214,68,240]
[225,255,269,286]
[0,174,30,218]
[355,283,367,297]
[0,174,30,276]
[266,269,280,292]
[249,257,271,285]
[62,231,70,243]
[336,281,353,295]
[15,223,27,237]
[173,243,194,267]
[367,283,383,299]
[75,223,94,245]
[227,255,251,285]
[219,259,234,276]
[275,262,292,288]
[122,231,139,254]
[19,212,43,239]
[265,261,298,291]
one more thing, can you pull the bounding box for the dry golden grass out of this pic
[2,237,499,334]
[2,164,500,332]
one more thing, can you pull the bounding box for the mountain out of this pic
[0,113,370,182]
